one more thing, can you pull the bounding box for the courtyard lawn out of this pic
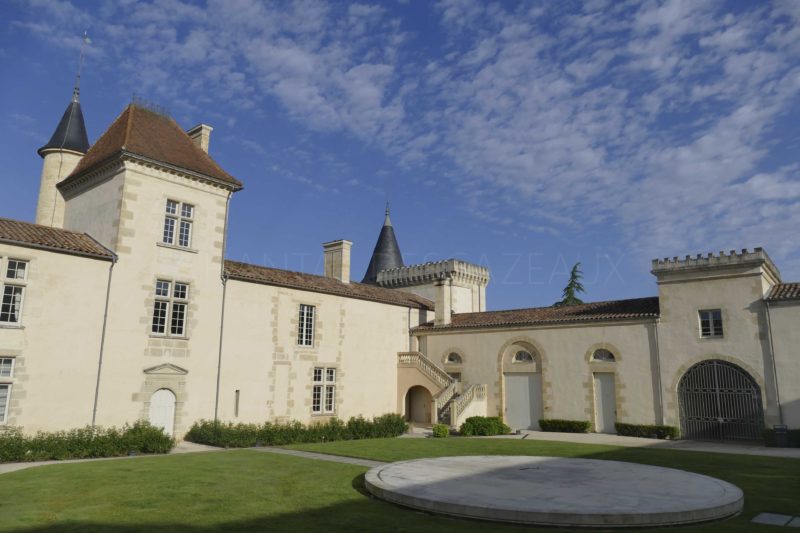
[0,440,794,532]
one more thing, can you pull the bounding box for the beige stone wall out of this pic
[0,243,111,431]
[218,279,422,425]
[62,165,126,250]
[765,301,800,428]
[35,150,83,227]
[655,269,778,428]
[418,320,658,428]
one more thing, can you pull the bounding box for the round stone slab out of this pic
[365,455,743,528]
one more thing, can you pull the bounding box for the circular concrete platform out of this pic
[364,456,743,528]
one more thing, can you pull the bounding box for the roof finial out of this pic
[384,201,392,226]
[72,31,90,103]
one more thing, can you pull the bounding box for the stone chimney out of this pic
[323,240,352,283]
[434,277,452,326]
[187,124,213,153]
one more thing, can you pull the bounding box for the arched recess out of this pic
[677,359,765,442]
[496,337,548,430]
[404,385,434,424]
[149,388,177,436]
[442,348,465,382]
[582,342,625,431]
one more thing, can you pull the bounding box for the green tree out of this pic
[554,262,585,307]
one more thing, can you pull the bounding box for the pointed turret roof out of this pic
[58,103,242,190]
[361,205,404,284]
[38,97,90,156]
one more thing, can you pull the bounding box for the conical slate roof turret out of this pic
[362,205,404,284]
[37,96,90,157]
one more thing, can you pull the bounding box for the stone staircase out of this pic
[398,352,486,427]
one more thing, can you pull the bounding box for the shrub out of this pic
[459,416,511,437]
[539,419,591,433]
[0,422,174,463]
[432,424,450,438]
[185,413,408,448]
[615,423,679,440]
[763,428,800,448]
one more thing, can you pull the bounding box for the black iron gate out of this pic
[678,359,764,442]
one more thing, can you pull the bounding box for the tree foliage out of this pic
[554,262,585,306]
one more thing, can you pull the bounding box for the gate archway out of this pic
[678,359,764,442]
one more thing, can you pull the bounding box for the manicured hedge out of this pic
[459,416,511,436]
[184,414,408,448]
[539,419,591,433]
[763,428,800,448]
[0,421,174,463]
[615,422,679,440]
[432,424,450,438]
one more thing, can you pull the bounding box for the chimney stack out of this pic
[323,240,352,284]
[187,124,213,153]
[434,277,452,326]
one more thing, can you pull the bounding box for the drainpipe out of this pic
[91,253,118,427]
[213,191,233,423]
[764,301,783,425]
[653,319,665,426]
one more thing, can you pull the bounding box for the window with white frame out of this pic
[1,259,28,324]
[312,367,336,414]
[0,357,12,424]
[151,280,190,337]
[699,309,723,338]
[297,304,315,346]
[162,199,194,248]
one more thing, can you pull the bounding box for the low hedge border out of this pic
[0,421,174,463]
[538,419,591,433]
[459,416,511,436]
[615,422,679,440]
[763,428,800,448]
[184,413,408,448]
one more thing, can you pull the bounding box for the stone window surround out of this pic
[495,337,550,421]
[149,277,192,340]
[161,197,195,249]
[291,296,323,352]
[310,363,339,417]
[697,308,725,339]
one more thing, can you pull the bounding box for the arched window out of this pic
[513,350,534,363]
[446,352,463,364]
[592,349,616,362]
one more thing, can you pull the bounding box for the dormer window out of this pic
[162,199,194,248]
[699,309,723,338]
[514,350,534,363]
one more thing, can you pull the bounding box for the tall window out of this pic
[151,280,189,337]
[0,357,13,423]
[312,367,336,414]
[1,259,27,324]
[297,304,315,346]
[699,309,723,338]
[162,199,194,248]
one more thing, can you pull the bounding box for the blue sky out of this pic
[1,0,798,310]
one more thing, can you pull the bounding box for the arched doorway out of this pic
[678,360,764,442]
[149,388,176,436]
[503,348,543,430]
[405,386,432,424]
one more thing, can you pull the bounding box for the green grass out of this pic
[0,438,797,532]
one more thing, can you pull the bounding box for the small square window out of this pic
[326,368,336,383]
[0,358,14,378]
[699,309,723,338]
[173,283,188,300]
[156,280,171,297]
[6,260,27,280]
[166,199,178,215]
[181,203,194,218]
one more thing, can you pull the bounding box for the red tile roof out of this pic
[224,260,434,309]
[414,297,660,331]
[0,217,113,260]
[766,283,800,302]
[59,104,242,190]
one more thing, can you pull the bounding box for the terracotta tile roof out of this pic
[59,104,242,190]
[766,283,800,301]
[224,260,433,310]
[0,217,113,260]
[414,297,660,331]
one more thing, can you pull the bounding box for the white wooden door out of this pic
[593,373,616,433]
[149,388,176,436]
[505,373,542,430]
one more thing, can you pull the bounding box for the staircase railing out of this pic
[450,384,487,426]
[398,352,453,390]
[434,381,458,416]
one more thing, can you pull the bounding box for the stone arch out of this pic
[665,354,766,428]
[584,342,622,363]
[582,343,625,431]
[404,385,434,424]
[495,336,550,422]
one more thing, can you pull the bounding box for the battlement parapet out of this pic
[651,247,780,281]
[377,259,490,288]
